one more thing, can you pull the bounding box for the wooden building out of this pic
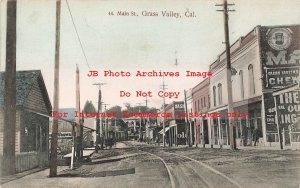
[0,70,52,173]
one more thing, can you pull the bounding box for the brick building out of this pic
[192,24,300,148]
[191,78,210,146]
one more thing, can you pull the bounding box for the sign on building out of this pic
[261,26,300,91]
[260,25,300,139]
[275,91,300,128]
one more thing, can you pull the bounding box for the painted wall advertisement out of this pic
[260,26,300,136]
[275,90,300,130]
[260,26,300,91]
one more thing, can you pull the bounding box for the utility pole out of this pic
[104,103,110,147]
[216,0,236,150]
[274,97,283,150]
[184,90,191,147]
[160,76,168,147]
[145,96,148,108]
[50,0,61,177]
[2,0,17,176]
[136,102,143,141]
[93,83,106,150]
[95,93,101,153]
[174,51,178,66]
[0,0,3,70]
[75,65,82,161]
[80,115,84,158]
[70,123,75,169]
[144,97,150,144]
[114,118,117,146]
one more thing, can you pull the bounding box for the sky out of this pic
[0,0,299,110]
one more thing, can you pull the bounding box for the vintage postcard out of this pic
[0,0,300,187]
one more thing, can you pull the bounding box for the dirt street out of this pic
[2,141,300,188]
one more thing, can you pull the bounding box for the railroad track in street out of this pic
[163,151,243,188]
[122,142,176,188]
[123,141,243,188]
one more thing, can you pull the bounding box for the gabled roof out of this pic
[0,70,52,113]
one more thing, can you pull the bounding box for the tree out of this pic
[83,100,96,113]
[124,102,148,112]
[124,102,132,112]
[105,105,127,128]
[117,119,127,130]
[106,105,122,119]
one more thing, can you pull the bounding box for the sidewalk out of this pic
[152,142,299,150]
[198,144,300,150]
[0,167,48,185]
[0,144,127,186]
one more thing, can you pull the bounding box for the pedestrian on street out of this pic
[253,128,260,146]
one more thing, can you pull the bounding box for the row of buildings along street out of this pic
[191,25,300,149]
[1,24,299,182]
[0,0,299,187]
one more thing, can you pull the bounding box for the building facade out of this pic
[209,26,264,147]
[0,70,52,173]
[158,101,186,146]
[273,83,300,148]
[192,24,300,147]
[259,25,300,147]
[192,78,210,146]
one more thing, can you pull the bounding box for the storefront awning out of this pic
[158,124,177,134]
[159,127,170,134]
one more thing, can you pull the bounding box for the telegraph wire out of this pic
[65,0,93,71]
[65,0,101,109]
